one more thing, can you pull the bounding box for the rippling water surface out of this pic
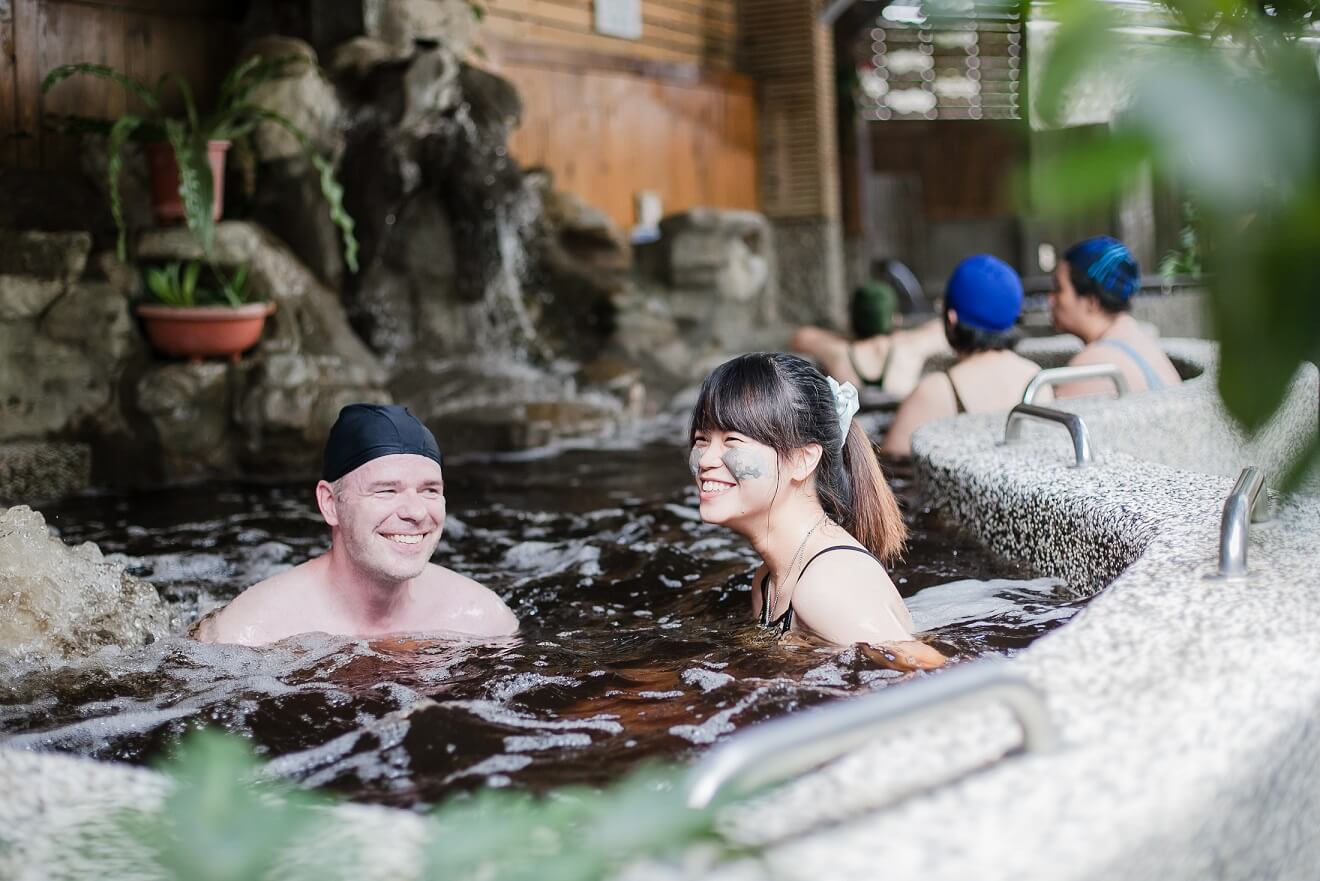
[1,445,1086,807]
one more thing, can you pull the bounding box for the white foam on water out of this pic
[503,732,593,752]
[501,541,602,578]
[681,667,735,692]
[443,753,533,784]
[488,673,579,702]
[802,662,849,687]
[449,699,624,734]
[669,690,764,745]
[908,576,1076,632]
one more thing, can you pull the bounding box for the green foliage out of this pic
[145,261,202,307]
[145,261,255,308]
[1159,202,1203,281]
[74,729,723,881]
[1026,0,1320,488]
[41,56,359,271]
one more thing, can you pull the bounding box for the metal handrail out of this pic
[1217,466,1272,578]
[683,661,1055,810]
[1002,404,1095,466]
[1022,364,1129,405]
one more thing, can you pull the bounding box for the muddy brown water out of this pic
[0,445,1086,808]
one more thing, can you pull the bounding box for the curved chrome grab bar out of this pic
[1217,466,1272,578]
[1022,364,1129,405]
[683,661,1056,810]
[1002,404,1095,466]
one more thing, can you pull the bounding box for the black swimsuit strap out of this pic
[759,572,793,633]
[761,545,882,635]
[798,545,881,581]
[944,370,969,414]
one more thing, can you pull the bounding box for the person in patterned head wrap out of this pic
[1049,236,1182,398]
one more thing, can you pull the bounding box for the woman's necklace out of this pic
[768,512,828,618]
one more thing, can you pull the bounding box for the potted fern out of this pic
[137,260,275,363]
[41,53,358,273]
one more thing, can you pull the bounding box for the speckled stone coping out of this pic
[4,340,1319,881]
[700,341,1320,881]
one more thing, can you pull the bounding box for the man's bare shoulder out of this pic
[196,560,325,646]
[415,565,519,637]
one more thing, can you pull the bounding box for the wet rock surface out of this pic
[0,25,794,488]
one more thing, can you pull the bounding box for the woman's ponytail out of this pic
[836,420,906,562]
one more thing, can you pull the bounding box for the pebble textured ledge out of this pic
[699,342,1320,880]
[3,340,1319,881]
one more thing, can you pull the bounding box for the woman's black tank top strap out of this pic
[759,545,882,634]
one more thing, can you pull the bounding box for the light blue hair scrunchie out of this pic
[827,376,859,447]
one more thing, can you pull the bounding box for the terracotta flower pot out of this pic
[143,140,231,225]
[135,302,276,363]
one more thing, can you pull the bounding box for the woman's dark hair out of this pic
[942,309,1022,354]
[688,352,907,562]
[1066,261,1132,314]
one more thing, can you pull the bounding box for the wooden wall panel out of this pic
[483,0,737,70]
[0,0,18,165]
[493,52,757,229]
[1,0,238,171]
[869,120,1027,220]
[737,0,837,220]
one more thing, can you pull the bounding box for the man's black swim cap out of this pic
[321,403,443,483]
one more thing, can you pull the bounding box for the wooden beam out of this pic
[47,0,239,19]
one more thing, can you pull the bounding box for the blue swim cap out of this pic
[321,404,443,483]
[1064,236,1140,300]
[944,254,1024,333]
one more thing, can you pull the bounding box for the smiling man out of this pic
[196,404,518,646]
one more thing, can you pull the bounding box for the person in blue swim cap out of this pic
[881,254,1043,456]
[1049,236,1181,397]
[197,403,518,645]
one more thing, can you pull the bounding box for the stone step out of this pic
[0,230,92,280]
[0,441,91,505]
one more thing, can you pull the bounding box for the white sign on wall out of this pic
[594,0,643,40]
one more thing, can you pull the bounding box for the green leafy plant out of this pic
[145,260,203,307]
[41,55,358,273]
[1159,202,1203,283]
[1022,0,1320,488]
[144,260,256,308]
[73,729,726,881]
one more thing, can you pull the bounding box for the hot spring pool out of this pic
[0,445,1085,807]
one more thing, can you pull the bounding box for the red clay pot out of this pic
[143,140,230,225]
[135,302,276,363]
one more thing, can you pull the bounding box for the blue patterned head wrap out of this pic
[1064,236,1140,300]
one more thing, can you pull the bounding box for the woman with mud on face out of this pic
[688,353,945,669]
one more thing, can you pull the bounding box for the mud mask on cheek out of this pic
[688,445,702,478]
[722,448,769,483]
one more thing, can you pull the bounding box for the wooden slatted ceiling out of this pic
[738,0,838,219]
[483,0,737,69]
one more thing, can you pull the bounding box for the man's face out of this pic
[321,454,446,583]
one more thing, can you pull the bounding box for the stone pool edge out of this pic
[709,342,1320,881]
